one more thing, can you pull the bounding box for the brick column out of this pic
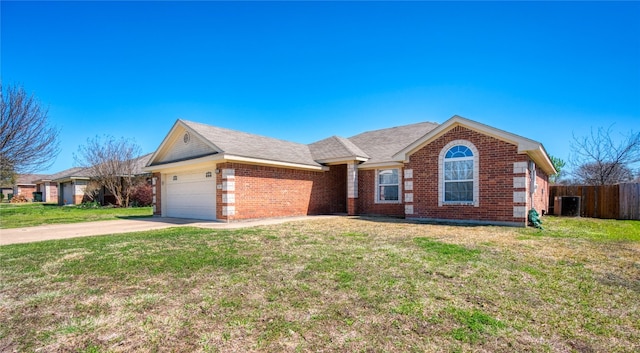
[347,162,358,215]
[512,161,527,222]
[404,168,414,216]
[152,173,161,216]
[221,168,236,221]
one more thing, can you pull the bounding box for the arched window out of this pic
[439,141,479,206]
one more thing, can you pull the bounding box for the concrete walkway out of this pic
[0,215,339,245]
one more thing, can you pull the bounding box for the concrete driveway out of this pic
[0,215,338,245]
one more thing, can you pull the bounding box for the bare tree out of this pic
[75,135,143,207]
[0,83,60,183]
[569,126,640,185]
[574,162,634,185]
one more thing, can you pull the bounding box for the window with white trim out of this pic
[439,140,479,206]
[444,145,474,202]
[376,169,400,202]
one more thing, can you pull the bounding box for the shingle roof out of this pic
[348,121,439,165]
[14,174,48,185]
[47,167,93,181]
[132,153,153,174]
[182,120,321,167]
[309,136,369,162]
[177,119,441,167]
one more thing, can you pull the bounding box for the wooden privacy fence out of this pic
[549,183,640,220]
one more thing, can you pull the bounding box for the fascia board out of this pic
[526,146,558,175]
[144,153,329,173]
[52,176,91,183]
[146,120,182,167]
[357,161,404,170]
[315,156,369,165]
[224,154,329,171]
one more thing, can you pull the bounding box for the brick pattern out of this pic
[532,165,550,214]
[347,162,358,215]
[357,169,405,217]
[406,126,528,224]
[215,162,346,221]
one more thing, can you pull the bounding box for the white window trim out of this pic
[439,140,479,207]
[375,168,402,204]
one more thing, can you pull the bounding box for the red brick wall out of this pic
[17,185,36,198]
[216,162,346,221]
[357,169,405,217]
[406,126,528,224]
[532,165,550,215]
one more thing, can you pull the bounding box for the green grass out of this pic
[1,216,639,352]
[0,203,153,229]
[518,215,640,242]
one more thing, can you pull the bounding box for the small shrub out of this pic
[130,183,153,207]
[10,194,29,203]
[77,200,101,209]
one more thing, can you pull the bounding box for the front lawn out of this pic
[0,203,153,229]
[1,217,638,352]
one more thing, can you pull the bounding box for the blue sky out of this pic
[2,1,639,175]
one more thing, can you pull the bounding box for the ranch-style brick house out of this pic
[145,115,556,227]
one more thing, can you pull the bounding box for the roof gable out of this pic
[148,120,322,169]
[149,121,219,166]
[393,115,556,175]
[348,121,439,166]
[309,136,369,163]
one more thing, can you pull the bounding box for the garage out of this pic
[165,168,216,220]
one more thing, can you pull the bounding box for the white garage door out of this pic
[165,168,216,220]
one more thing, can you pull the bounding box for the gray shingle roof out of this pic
[179,119,440,167]
[132,153,153,174]
[309,136,370,162]
[16,174,48,185]
[348,121,439,165]
[182,120,321,167]
[47,167,93,181]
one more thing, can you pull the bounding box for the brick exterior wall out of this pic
[405,126,528,225]
[17,185,36,198]
[215,162,346,221]
[531,164,550,215]
[150,127,551,226]
[357,169,405,217]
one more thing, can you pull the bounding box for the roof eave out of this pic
[224,154,328,171]
[315,156,369,165]
[52,176,91,183]
[357,161,404,170]
[524,145,557,176]
[144,153,329,172]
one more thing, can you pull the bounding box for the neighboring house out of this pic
[49,167,93,205]
[32,153,153,205]
[11,174,48,200]
[32,174,61,203]
[145,115,556,227]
